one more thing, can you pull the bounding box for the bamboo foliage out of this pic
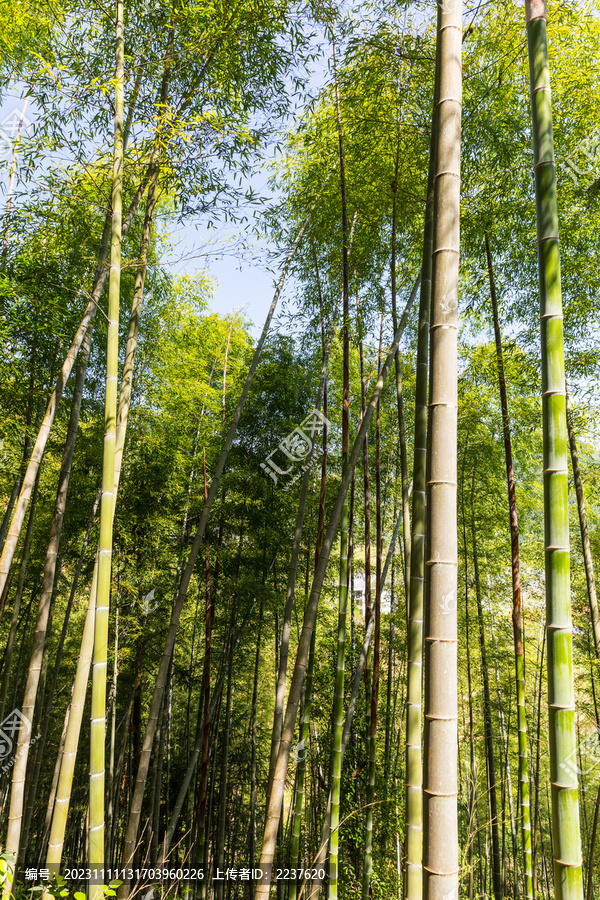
[0,131,149,606]
[4,3,600,896]
[422,2,462,898]
[120,196,318,899]
[524,1,584,897]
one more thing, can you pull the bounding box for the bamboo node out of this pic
[423,714,458,722]
[422,864,460,875]
[432,244,460,254]
[425,559,459,567]
[426,476,458,485]
[552,857,583,868]
[425,636,457,644]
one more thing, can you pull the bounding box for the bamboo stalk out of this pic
[422,1,462,897]
[404,15,439,895]
[44,157,160,884]
[362,317,384,898]
[327,30,351,893]
[289,296,330,900]
[565,391,600,655]
[88,0,125,883]
[524,2,584,896]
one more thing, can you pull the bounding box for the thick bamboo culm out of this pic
[422,1,462,899]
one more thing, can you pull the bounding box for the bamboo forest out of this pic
[4,0,600,898]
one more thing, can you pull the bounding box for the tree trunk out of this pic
[264,281,334,805]
[2,322,95,875]
[531,614,546,899]
[462,468,478,900]
[586,783,600,900]
[160,596,257,865]
[309,612,376,900]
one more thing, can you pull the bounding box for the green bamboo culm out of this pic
[524,1,583,897]
[327,32,350,900]
[362,340,382,900]
[328,463,349,900]
[89,0,124,891]
[289,629,316,900]
[403,11,440,898]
